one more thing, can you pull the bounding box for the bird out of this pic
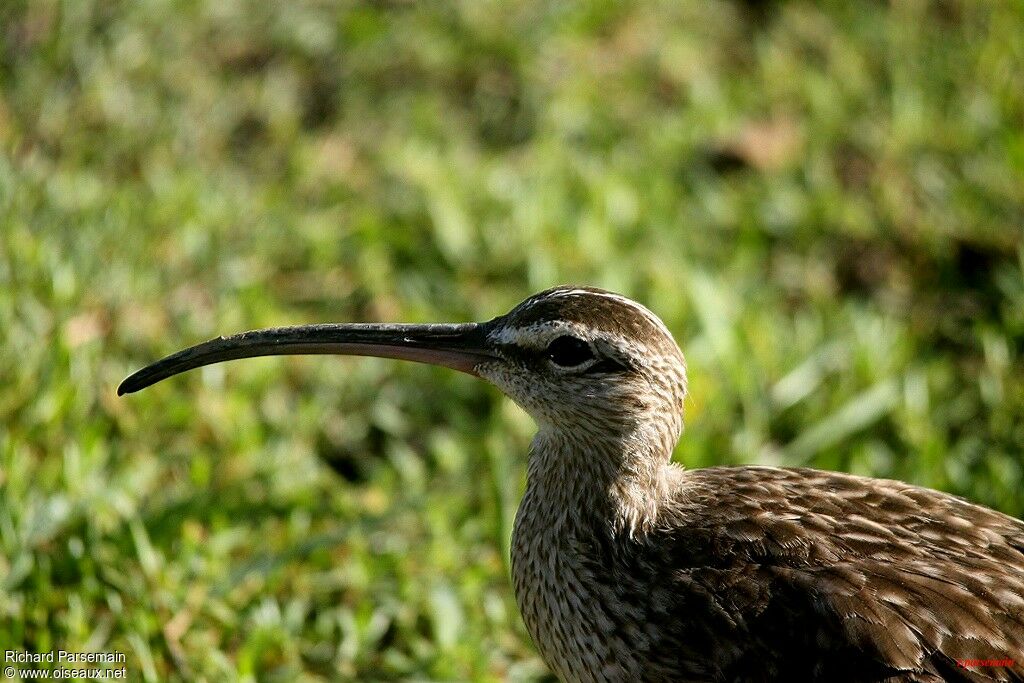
[119,285,1024,682]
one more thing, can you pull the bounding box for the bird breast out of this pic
[511,482,666,683]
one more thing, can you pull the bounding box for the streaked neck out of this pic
[523,425,677,536]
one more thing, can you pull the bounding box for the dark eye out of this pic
[546,336,594,367]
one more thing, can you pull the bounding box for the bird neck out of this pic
[523,424,678,536]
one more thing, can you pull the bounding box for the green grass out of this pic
[2,0,1023,680]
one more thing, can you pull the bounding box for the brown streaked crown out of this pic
[496,286,684,363]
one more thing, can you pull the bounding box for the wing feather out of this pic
[649,466,1024,682]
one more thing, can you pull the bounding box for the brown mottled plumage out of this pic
[120,286,1024,682]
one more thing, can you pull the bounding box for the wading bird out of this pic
[120,286,1024,682]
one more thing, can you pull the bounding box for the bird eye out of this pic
[546,336,595,367]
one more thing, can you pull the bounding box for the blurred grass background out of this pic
[1,0,1023,680]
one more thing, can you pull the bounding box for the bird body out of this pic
[120,286,1024,682]
[514,458,1024,682]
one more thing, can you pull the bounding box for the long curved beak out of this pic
[117,322,496,395]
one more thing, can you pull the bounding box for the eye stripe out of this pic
[587,358,630,374]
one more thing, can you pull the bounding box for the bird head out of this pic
[476,287,687,446]
[119,286,687,454]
